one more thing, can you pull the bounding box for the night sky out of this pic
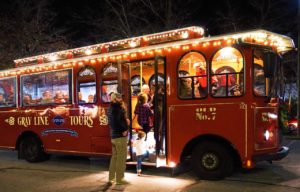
[0,0,298,68]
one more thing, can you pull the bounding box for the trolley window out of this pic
[0,77,16,107]
[211,47,244,97]
[178,52,207,99]
[21,69,72,106]
[78,66,96,104]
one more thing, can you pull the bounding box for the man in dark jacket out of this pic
[108,93,130,185]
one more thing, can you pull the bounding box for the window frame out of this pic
[131,75,146,96]
[100,62,119,104]
[0,76,17,108]
[21,69,73,107]
[149,73,165,88]
[77,65,97,105]
[177,51,208,100]
[252,48,269,97]
[210,46,245,98]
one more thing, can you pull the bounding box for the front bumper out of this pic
[253,146,289,162]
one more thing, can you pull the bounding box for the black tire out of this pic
[20,137,47,163]
[191,141,234,180]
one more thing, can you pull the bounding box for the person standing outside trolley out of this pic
[107,93,130,185]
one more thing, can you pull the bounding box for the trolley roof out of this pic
[0,26,295,77]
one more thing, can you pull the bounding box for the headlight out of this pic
[267,113,278,120]
[264,130,270,141]
[264,129,273,141]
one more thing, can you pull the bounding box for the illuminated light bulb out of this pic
[78,62,83,66]
[246,160,252,168]
[85,49,92,55]
[181,32,189,39]
[142,52,146,56]
[169,162,176,168]
[219,47,235,58]
[72,62,76,66]
[91,59,96,64]
[129,41,137,48]
[264,130,270,140]
[49,55,57,61]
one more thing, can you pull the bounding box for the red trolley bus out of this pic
[0,26,294,179]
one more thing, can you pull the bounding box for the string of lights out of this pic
[0,27,294,78]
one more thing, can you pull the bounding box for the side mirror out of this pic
[263,51,277,77]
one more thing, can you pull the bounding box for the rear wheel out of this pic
[191,141,234,180]
[20,137,47,162]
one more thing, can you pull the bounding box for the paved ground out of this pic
[0,138,300,192]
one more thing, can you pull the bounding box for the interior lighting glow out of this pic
[156,157,167,167]
[169,162,176,168]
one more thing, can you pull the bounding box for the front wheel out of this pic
[20,137,47,162]
[191,141,234,180]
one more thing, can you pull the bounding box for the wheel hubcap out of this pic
[202,153,219,170]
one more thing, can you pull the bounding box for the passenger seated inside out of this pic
[40,90,53,104]
[101,86,110,103]
[0,93,6,105]
[193,62,207,97]
[87,94,94,103]
[229,84,242,96]
[23,94,32,105]
[78,92,86,103]
[54,91,66,103]
[179,78,192,98]
[215,69,236,96]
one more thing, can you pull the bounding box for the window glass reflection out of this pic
[178,52,207,99]
[22,70,71,106]
[253,49,266,96]
[211,47,244,97]
[78,66,96,104]
[0,77,16,107]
